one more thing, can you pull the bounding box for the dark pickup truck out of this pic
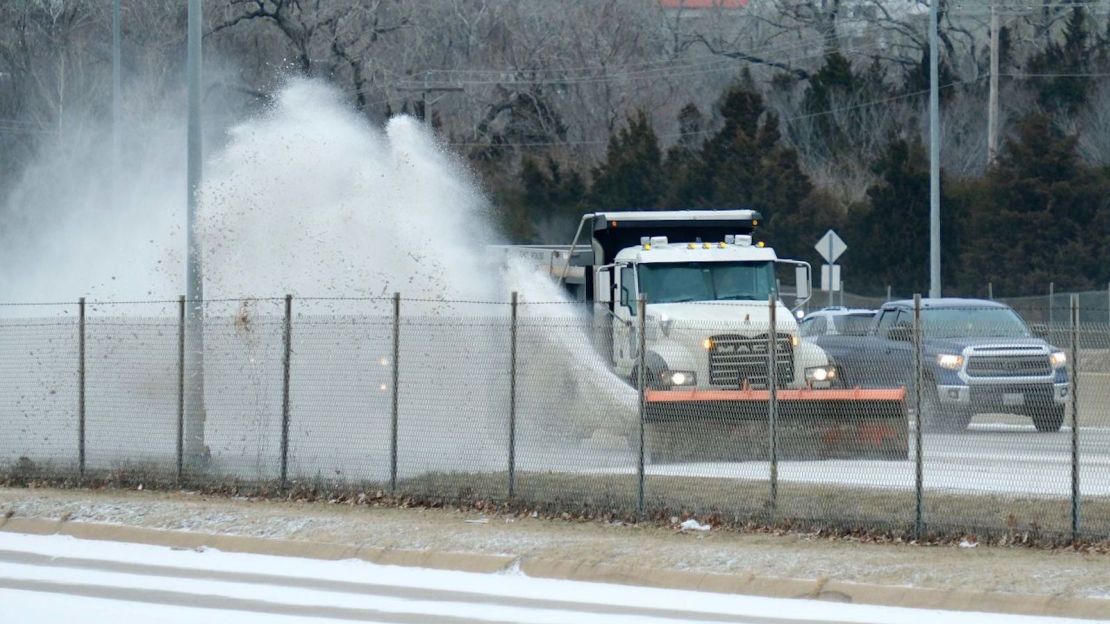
[808,298,1069,432]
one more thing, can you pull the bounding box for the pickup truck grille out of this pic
[965,354,1051,377]
[708,333,793,388]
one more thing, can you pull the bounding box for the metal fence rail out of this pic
[1,294,1108,541]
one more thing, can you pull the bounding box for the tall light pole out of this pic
[111,0,121,164]
[185,0,206,467]
[987,0,1000,166]
[929,0,941,299]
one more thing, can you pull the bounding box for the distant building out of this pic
[660,0,749,15]
[660,0,749,7]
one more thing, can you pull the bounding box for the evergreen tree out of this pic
[663,103,710,207]
[588,111,665,209]
[847,139,934,294]
[960,114,1107,293]
[695,84,814,258]
[502,156,587,243]
[1027,7,1093,114]
[800,51,855,147]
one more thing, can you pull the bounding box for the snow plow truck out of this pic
[502,210,908,462]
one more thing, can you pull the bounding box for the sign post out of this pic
[815,230,847,307]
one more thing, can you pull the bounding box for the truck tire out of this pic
[1032,405,1065,432]
[921,388,972,433]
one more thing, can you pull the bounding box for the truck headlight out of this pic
[936,354,964,370]
[1050,351,1067,368]
[804,366,837,382]
[660,370,696,386]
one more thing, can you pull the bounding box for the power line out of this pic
[353,33,906,98]
[441,77,985,148]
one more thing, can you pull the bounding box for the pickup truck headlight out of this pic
[936,354,964,370]
[804,366,837,382]
[660,370,696,386]
[1050,351,1067,368]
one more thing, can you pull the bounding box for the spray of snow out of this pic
[196,82,493,306]
[0,79,637,480]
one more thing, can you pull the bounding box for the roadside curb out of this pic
[2,516,1107,620]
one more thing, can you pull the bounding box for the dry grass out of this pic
[5,459,1107,544]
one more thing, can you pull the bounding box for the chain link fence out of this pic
[1,294,1108,541]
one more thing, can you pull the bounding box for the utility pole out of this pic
[111,0,121,166]
[398,77,462,132]
[184,0,206,468]
[987,0,1000,166]
[929,0,941,299]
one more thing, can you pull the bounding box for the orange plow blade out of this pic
[642,387,908,461]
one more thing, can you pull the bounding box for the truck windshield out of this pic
[637,261,774,303]
[837,313,876,336]
[922,308,1031,338]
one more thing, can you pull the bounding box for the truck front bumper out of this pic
[936,383,1068,409]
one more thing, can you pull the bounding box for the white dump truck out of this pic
[504,210,907,460]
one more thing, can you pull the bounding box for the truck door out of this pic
[594,265,615,364]
[612,264,637,378]
[875,308,915,388]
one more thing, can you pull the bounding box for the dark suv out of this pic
[809,298,1069,432]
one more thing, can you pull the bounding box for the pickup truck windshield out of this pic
[638,261,774,303]
[921,308,1031,338]
[838,314,876,336]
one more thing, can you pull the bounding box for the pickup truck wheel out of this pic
[921,389,971,433]
[1032,406,1065,432]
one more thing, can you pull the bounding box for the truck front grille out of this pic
[708,333,793,388]
[965,354,1051,377]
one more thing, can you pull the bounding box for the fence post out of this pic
[767,294,778,521]
[176,295,185,485]
[508,291,518,499]
[988,282,994,301]
[1070,294,1080,543]
[637,295,646,516]
[77,296,86,481]
[1049,281,1055,332]
[913,293,924,539]
[280,294,293,490]
[886,284,892,303]
[390,292,400,495]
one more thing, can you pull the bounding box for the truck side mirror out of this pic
[888,325,913,342]
[595,268,612,304]
[795,266,810,301]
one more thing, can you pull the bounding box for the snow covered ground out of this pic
[0,532,1100,624]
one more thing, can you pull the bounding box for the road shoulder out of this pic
[2,487,1108,620]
